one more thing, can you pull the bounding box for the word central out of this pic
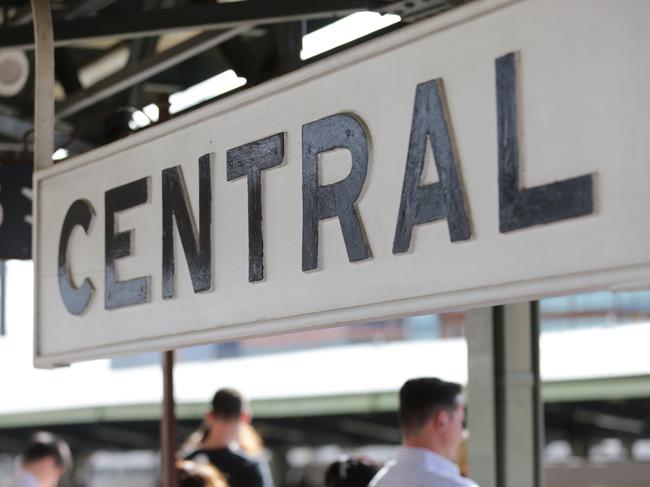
[57,52,593,315]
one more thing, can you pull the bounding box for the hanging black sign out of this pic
[0,164,32,259]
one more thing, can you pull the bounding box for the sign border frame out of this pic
[34,0,649,367]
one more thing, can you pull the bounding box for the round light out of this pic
[0,50,29,97]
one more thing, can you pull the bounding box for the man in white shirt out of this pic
[5,432,72,487]
[370,378,478,487]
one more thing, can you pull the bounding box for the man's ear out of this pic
[204,411,215,425]
[241,411,252,424]
[433,409,450,430]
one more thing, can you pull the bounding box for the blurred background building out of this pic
[1,260,650,486]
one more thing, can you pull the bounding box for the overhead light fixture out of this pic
[52,148,69,161]
[0,50,29,97]
[79,46,130,88]
[129,69,246,130]
[168,69,247,115]
[142,103,160,123]
[129,70,247,130]
[300,12,401,60]
[129,103,160,130]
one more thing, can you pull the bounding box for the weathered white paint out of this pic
[31,0,55,170]
[35,0,650,367]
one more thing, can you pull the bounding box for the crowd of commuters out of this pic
[1,377,477,487]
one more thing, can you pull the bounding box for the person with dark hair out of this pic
[7,432,72,487]
[325,457,380,487]
[370,378,478,487]
[185,388,272,487]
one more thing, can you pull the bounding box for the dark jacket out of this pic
[187,447,272,487]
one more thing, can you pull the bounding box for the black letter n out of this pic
[162,155,212,299]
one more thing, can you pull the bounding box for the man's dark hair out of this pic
[23,432,72,471]
[399,378,462,436]
[211,388,246,420]
[325,458,380,487]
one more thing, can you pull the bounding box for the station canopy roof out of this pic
[0,0,473,165]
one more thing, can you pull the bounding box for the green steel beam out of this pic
[542,375,650,403]
[1,376,649,429]
[0,391,399,429]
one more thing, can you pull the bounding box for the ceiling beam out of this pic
[7,0,116,27]
[0,0,381,50]
[55,48,83,95]
[56,26,250,119]
[0,113,93,153]
[62,0,117,20]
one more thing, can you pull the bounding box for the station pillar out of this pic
[465,303,544,487]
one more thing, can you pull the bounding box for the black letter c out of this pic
[58,199,95,315]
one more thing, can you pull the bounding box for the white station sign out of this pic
[35,0,650,367]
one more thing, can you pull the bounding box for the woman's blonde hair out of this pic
[238,422,264,457]
[177,460,229,487]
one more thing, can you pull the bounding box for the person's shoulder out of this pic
[368,461,414,487]
[371,462,478,487]
[230,451,265,486]
[196,447,260,467]
[3,471,40,487]
[437,472,479,487]
[3,474,37,487]
[226,448,262,468]
[188,449,265,487]
[457,478,479,487]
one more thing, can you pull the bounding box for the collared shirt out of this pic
[4,470,41,487]
[369,447,478,487]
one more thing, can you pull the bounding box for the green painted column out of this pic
[466,303,544,487]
